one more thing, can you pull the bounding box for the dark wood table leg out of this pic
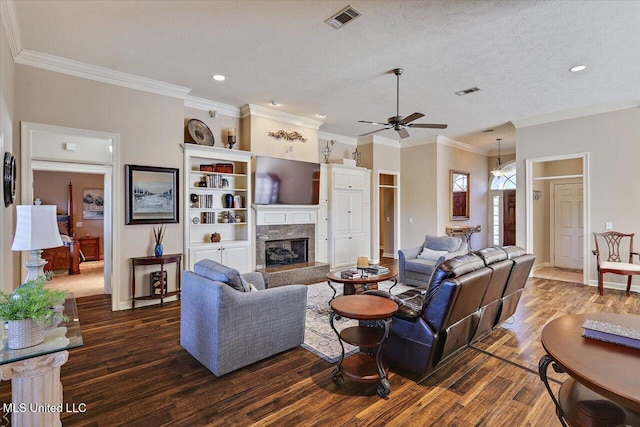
[538,354,567,427]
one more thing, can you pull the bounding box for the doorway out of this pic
[21,122,119,309]
[525,153,589,285]
[503,189,516,245]
[378,172,399,261]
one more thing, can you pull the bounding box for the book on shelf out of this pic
[581,319,640,350]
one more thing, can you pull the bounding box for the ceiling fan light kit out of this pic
[358,68,448,139]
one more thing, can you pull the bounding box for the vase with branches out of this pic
[153,225,165,257]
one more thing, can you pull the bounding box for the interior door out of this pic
[503,190,516,246]
[554,182,583,269]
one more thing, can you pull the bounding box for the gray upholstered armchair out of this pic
[180,260,307,376]
[399,235,468,286]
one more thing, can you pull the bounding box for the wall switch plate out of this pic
[409,217,414,223]
[65,142,77,151]
[605,222,613,230]
[386,217,390,222]
[76,222,82,227]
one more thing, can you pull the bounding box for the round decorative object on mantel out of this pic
[187,119,215,146]
[4,152,16,207]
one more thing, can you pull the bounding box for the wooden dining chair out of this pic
[592,231,640,295]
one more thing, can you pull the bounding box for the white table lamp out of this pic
[11,204,63,282]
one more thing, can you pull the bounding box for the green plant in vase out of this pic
[0,276,68,349]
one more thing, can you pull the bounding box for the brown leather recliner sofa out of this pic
[366,246,535,375]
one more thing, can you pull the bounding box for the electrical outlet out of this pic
[605,222,613,230]
[76,222,82,228]
[409,217,414,223]
[386,217,390,222]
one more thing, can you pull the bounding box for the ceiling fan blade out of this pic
[400,112,424,125]
[408,123,448,129]
[397,128,410,138]
[359,127,391,137]
[358,120,389,126]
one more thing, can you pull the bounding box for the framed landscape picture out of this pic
[83,188,104,219]
[125,164,179,225]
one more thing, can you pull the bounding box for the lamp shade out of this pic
[11,205,63,251]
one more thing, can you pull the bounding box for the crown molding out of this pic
[398,135,439,148]
[0,0,21,59]
[372,134,400,148]
[436,135,486,155]
[318,131,357,146]
[240,104,324,129]
[184,95,241,118]
[14,49,191,99]
[512,100,640,129]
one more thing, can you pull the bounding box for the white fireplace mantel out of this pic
[252,204,320,226]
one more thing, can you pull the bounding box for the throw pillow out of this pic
[417,247,448,261]
[239,275,252,293]
[194,259,245,292]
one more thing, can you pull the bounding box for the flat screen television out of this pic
[254,156,320,205]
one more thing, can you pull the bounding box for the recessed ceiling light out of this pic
[212,74,226,81]
[569,65,587,73]
[270,100,280,106]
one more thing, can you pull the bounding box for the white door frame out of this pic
[21,122,120,310]
[525,152,589,284]
[549,179,584,269]
[376,170,401,260]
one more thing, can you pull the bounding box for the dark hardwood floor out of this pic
[2,258,638,426]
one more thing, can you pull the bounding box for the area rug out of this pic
[302,279,411,363]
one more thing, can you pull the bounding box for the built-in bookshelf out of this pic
[183,144,252,272]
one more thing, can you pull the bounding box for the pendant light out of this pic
[490,138,503,177]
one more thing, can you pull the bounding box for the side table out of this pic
[329,295,398,397]
[130,254,182,308]
[0,294,83,427]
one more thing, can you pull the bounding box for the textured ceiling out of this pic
[8,0,640,151]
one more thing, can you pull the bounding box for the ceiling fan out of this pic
[358,68,448,139]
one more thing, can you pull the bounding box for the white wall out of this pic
[1,16,17,292]
[516,107,640,286]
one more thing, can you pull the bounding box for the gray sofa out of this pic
[180,260,308,376]
[399,235,469,286]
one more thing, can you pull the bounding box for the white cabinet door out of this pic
[349,191,364,234]
[333,190,351,235]
[333,236,353,267]
[221,245,249,273]
[317,203,328,236]
[190,247,222,270]
[316,236,328,263]
[189,244,249,273]
[333,169,352,190]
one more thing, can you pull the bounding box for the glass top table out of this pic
[0,292,83,365]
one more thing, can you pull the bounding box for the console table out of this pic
[539,313,640,425]
[0,294,83,427]
[130,254,182,308]
[329,295,398,397]
[445,225,482,251]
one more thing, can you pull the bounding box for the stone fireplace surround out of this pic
[253,205,330,287]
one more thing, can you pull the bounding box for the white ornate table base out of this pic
[0,350,69,427]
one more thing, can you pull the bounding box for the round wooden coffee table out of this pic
[326,268,397,300]
[539,313,640,424]
[329,295,399,397]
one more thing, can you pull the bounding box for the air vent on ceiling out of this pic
[455,86,481,96]
[325,5,362,29]
[482,129,494,133]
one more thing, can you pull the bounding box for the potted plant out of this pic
[0,277,67,349]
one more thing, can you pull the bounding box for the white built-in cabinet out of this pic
[316,164,329,263]
[183,145,252,272]
[328,164,371,268]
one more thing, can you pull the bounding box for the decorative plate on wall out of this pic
[187,119,215,146]
[3,152,16,207]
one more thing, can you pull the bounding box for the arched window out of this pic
[490,162,516,190]
[489,162,516,245]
